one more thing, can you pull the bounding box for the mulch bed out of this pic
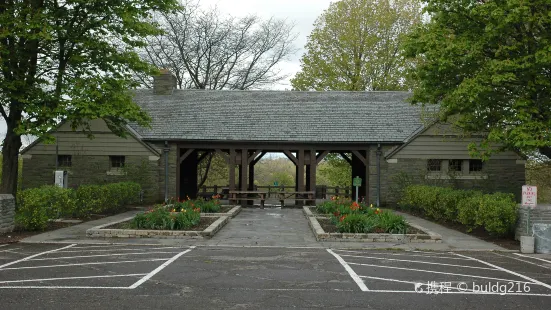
[316,218,425,235]
[104,216,218,231]
[396,209,520,251]
[0,205,154,244]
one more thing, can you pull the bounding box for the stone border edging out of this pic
[306,214,442,243]
[200,205,241,218]
[86,216,229,239]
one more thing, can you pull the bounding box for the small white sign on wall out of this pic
[522,185,537,208]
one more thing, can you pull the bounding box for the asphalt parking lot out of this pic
[1,243,551,309]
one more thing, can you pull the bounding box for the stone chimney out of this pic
[153,69,177,95]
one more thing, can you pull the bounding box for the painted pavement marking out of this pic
[332,249,471,261]
[330,249,551,296]
[29,251,183,261]
[129,246,195,289]
[326,249,368,292]
[338,254,497,271]
[0,244,76,269]
[0,258,171,271]
[514,253,551,265]
[0,244,195,289]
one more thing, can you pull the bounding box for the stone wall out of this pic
[22,154,161,203]
[381,157,525,206]
[516,205,551,240]
[0,194,15,233]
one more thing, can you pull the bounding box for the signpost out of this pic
[522,185,538,235]
[353,176,362,203]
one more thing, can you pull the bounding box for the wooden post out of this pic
[309,150,317,205]
[297,149,305,206]
[241,149,249,205]
[229,149,236,192]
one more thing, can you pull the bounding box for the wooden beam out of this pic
[283,150,298,165]
[247,150,262,164]
[339,152,352,165]
[252,151,267,165]
[351,150,368,166]
[316,150,329,164]
[179,148,195,164]
[215,149,229,164]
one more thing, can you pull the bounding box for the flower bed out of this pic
[165,196,241,218]
[86,204,229,239]
[304,197,441,242]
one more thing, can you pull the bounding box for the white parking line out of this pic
[454,253,551,291]
[29,251,182,261]
[0,244,76,269]
[359,275,476,292]
[0,258,171,271]
[346,262,538,284]
[365,290,551,296]
[55,247,184,253]
[0,273,147,284]
[333,249,471,261]
[514,253,551,265]
[326,249,368,292]
[129,246,196,289]
[339,254,496,271]
[0,286,132,289]
[493,253,551,271]
[0,244,8,248]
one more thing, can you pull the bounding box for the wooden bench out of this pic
[278,191,316,207]
[229,191,267,208]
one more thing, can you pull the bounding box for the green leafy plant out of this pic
[398,185,518,237]
[15,186,74,230]
[130,206,201,230]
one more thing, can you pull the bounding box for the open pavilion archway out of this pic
[176,142,375,205]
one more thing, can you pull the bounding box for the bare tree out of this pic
[137,0,298,90]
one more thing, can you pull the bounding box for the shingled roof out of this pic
[129,90,429,143]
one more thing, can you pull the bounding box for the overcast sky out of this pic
[0,0,333,143]
[200,0,332,89]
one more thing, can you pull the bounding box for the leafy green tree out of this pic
[404,0,551,159]
[291,0,422,91]
[0,0,178,196]
[318,154,352,187]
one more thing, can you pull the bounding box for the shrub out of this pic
[477,193,518,236]
[330,208,409,234]
[398,185,518,237]
[130,206,201,230]
[16,186,75,230]
[75,182,141,216]
[16,182,142,229]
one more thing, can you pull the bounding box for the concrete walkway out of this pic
[19,207,509,251]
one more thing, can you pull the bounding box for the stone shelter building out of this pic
[20,71,526,205]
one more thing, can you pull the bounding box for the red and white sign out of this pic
[522,185,537,208]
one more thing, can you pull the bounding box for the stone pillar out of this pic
[0,194,15,233]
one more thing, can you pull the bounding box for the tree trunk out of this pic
[197,153,214,188]
[0,125,23,196]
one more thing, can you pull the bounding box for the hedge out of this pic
[398,185,518,237]
[16,182,141,231]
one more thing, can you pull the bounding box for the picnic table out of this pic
[277,191,316,207]
[229,191,267,208]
